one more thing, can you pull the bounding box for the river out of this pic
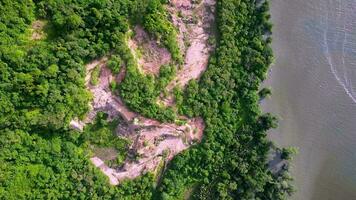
[262,0,356,199]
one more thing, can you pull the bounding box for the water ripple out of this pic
[322,0,356,103]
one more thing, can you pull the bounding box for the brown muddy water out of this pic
[262,0,356,199]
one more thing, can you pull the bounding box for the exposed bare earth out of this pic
[71,57,204,185]
[70,0,215,185]
[169,0,215,86]
[31,20,46,40]
[128,26,172,75]
[159,0,216,106]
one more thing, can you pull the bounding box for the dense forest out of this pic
[0,0,294,199]
[157,0,295,199]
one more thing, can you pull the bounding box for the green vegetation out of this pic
[118,49,178,122]
[80,112,131,167]
[127,0,182,63]
[0,0,159,199]
[141,0,182,63]
[0,0,137,130]
[107,55,122,74]
[156,0,295,199]
[259,87,272,99]
[90,66,100,86]
[0,0,34,46]
[281,147,298,160]
[0,129,155,199]
[116,0,183,122]
[110,81,118,92]
[0,129,106,199]
[0,0,294,199]
[81,112,129,154]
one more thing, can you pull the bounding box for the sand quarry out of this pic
[70,0,215,185]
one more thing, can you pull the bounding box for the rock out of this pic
[69,119,85,131]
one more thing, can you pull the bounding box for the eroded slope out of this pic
[70,0,215,185]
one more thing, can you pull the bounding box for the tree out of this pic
[259,87,272,99]
[107,55,122,74]
[281,147,298,160]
